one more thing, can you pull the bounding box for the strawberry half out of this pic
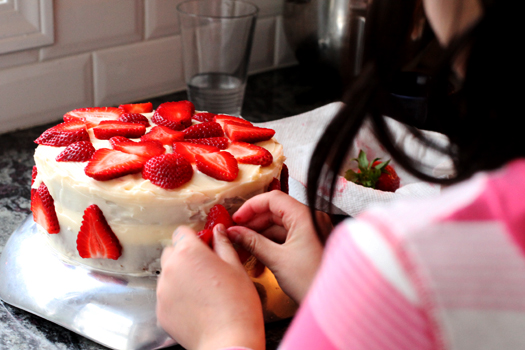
[93,121,146,140]
[172,142,220,163]
[224,123,275,143]
[151,101,193,131]
[118,102,153,114]
[195,151,239,182]
[214,115,253,129]
[118,113,150,127]
[31,166,37,186]
[77,204,122,260]
[268,178,281,191]
[197,229,214,246]
[85,148,145,181]
[31,182,60,234]
[142,154,193,189]
[226,141,273,167]
[344,150,400,192]
[56,141,96,162]
[141,126,184,145]
[280,164,289,194]
[109,136,132,147]
[183,121,224,139]
[193,112,216,123]
[112,140,165,161]
[64,107,123,128]
[35,120,90,147]
[204,204,235,230]
[188,137,229,150]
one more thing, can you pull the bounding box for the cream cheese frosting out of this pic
[33,112,285,275]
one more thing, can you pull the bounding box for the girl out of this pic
[157,0,525,349]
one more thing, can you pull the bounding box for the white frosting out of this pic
[34,113,285,275]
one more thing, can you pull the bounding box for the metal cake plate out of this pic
[0,179,325,349]
[0,214,176,350]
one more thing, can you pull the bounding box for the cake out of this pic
[31,101,285,275]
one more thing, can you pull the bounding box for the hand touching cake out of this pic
[31,101,285,275]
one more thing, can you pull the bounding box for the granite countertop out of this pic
[0,65,341,350]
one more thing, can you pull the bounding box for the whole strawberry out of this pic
[344,150,400,192]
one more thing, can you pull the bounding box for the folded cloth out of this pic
[256,102,453,217]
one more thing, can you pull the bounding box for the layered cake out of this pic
[31,101,285,275]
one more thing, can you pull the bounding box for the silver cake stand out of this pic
[0,180,309,350]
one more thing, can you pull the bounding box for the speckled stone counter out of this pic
[0,65,341,350]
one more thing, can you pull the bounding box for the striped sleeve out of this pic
[279,219,436,350]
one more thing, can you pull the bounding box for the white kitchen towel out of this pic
[256,102,453,217]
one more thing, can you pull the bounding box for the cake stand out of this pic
[0,180,310,350]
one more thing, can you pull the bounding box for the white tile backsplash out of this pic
[0,0,295,134]
[94,36,185,107]
[40,0,144,61]
[145,0,185,40]
[0,54,93,134]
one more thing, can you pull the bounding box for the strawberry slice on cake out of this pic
[64,107,123,128]
[56,141,96,162]
[183,121,224,139]
[93,121,146,140]
[195,151,239,182]
[111,139,165,161]
[142,154,193,189]
[197,204,235,246]
[172,142,220,163]
[118,102,153,114]
[35,120,90,147]
[117,113,150,127]
[31,182,60,234]
[85,148,145,181]
[226,141,273,166]
[152,101,194,131]
[223,123,275,143]
[192,112,216,123]
[77,204,122,260]
[188,137,230,150]
[141,126,184,145]
[214,115,253,128]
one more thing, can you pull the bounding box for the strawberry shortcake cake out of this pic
[31,101,285,275]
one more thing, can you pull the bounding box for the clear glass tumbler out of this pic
[177,0,258,116]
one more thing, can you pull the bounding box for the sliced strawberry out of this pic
[64,107,123,128]
[214,115,253,129]
[195,151,239,181]
[204,204,235,230]
[226,141,273,167]
[85,148,145,181]
[77,204,122,260]
[118,102,153,114]
[112,140,165,160]
[183,121,224,139]
[117,113,150,127]
[56,141,96,162]
[280,164,289,194]
[172,142,219,164]
[31,182,60,234]
[109,136,132,147]
[197,229,213,247]
[224,123,275,143]
[193,112,216,123]
[141,126,184,145]
[142,154,193,189]
[31,166,37,186]
[35,120,90,147]
[268,178,281,191]
[188,137,229,150]
[151,101,193,131]
[93,121,146,140]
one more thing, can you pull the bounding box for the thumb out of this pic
[227,226,281,269]
[212,224,244,270]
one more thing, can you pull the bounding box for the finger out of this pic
[160,246,174,268]
[238,211,284,232]
[212,224,244,269]
[259,225,288,243]
[227,226,281,268]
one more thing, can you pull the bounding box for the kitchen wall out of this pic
[0,0,296,135]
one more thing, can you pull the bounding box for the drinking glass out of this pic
[177,0,258,116]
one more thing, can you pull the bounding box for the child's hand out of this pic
[157,225,265,350]
[228,191,330,303]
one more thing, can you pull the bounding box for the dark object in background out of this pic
[386,71,430,128]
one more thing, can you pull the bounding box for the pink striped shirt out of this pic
[235,159,525,350]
